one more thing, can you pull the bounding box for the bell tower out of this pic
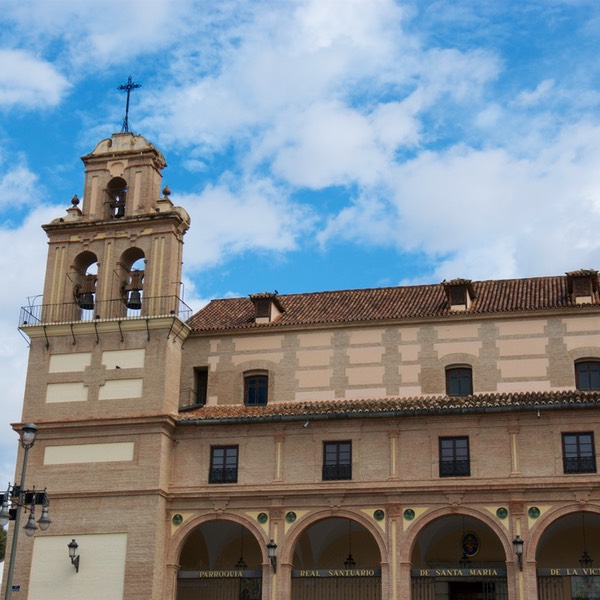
[8,132,191,600]
[40,132,189,323]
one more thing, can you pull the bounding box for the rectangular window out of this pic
[209,446,238,484]
[575,361,600,391]
[255,299,271,318]
[446,367,473,396]
[194,367,208,406]
[244,374,268,405]
[323,441,352,480]
[439,437,470,477]
[450,286,467,305]
[562,433,596,474]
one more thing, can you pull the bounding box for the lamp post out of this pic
[1,423,50,600]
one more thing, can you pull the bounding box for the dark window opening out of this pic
[562,433,596,474]
[439,437,470,477]
[194,367,208,406]
[446,366,473,396]
[244,374,268,405]
[573,277,592,297]
[209,446,238,484]
[450,286,467,305]
[323,441,352,480]
[575,361,600,391]
[255,299,271,318]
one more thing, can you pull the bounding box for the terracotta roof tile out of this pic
[178,390,600,423]
[188,273,600,332]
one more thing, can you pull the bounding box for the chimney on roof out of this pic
[249,292,284,323]
[566,269,598,304]
[443,278,475,311]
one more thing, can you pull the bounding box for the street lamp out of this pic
[1,423,51,600]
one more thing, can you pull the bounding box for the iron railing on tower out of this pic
[19,295,192,327]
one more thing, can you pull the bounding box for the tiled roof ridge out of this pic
[178,389,600,422]
[206,273,572,303]
[188,272,600,332]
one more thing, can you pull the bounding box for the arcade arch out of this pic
[289,516,382,600]
[535,510,600,600]
[176,518,265,600]
[410,513,509,600]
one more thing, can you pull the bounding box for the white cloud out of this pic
[0,160,40,209]
[3,0,193,68]
[0,203,62,490]
[0,50,70,109]
[318,119,600,279]
[178,176,315,270]
[514,79,555,107]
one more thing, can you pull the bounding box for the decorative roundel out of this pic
[403,509,416,521]
[496,507,509,519]
[285,511,297,523]
[257,512,269,524]
[172,514,183,525]
[528,506,541,519]
[462,532,480,557]
[374,510,385,521]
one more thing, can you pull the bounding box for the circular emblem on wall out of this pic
[172,514,183,526]
[403,509,415,521]
[285,511,297,523]
[373,510,385,521]
[462,532,479,557]
[528,506,541,519]
[496,507,508,519]
[257,512,268,524]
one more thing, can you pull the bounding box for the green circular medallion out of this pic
[172,514,183,525]
[496,507,508,519]
[285,511,297,523]
[257,512,268,524]
[528,506,541,519]
[403,509,415,521]
[374,509,385,521]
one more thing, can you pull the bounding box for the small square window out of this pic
[323,441,352,480]
[446,366,473,396]
[575,361,600,391]
[562,433,596,474]
[244,374,268,405]
[439,437,470,477]
[209,446,238,483]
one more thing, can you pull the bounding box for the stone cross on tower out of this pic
[117,75,142,133]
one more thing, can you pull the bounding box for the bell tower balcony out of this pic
[19,295,192,328]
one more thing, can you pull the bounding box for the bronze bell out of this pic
[79,292,95,310]
[126,289,142,310]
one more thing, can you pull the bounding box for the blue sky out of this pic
[1,0,600,494]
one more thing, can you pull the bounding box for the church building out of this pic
[2,131,599,600]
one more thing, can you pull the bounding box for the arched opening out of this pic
[106,177,127,218]
[410,514,508,600]
[536,511,600,600]
[72,251,98,317]
[118,248,145,315]
[291,517,381,600]
[177,520,263,600]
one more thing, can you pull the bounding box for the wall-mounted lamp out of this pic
[68,539,80,573]
[512,535,524,571]
[267,539,277,573]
